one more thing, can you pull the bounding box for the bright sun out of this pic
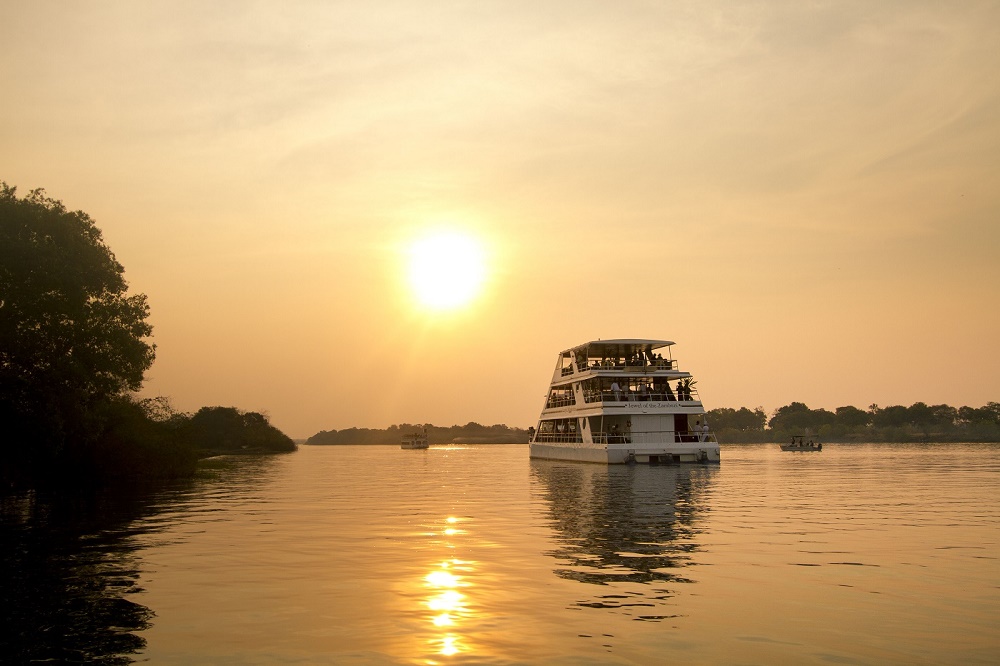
[407,232,486,310]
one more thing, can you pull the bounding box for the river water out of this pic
[2,443,998,664]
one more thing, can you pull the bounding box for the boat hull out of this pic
[530,441,720,464]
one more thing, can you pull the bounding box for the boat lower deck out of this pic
[529,441,720,464]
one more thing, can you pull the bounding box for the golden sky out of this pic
[3,1,998,437]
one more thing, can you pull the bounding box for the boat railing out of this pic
[583,390,702,404]
[592,432,633,444]
[546,395,576,408]
[533,433,583,443]
[577,360,677,373]
[592,430,717,444]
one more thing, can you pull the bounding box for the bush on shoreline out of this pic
[182,406,297,455]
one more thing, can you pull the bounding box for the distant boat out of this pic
[401,430,429,450]
[780,435,822,452]
[528,338,721,464]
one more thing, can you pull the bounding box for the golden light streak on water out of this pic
[427,589,464,612]
[432,613,453,627]
[439,634,460,656]
[424,570,459,587]
[422,517,475,659]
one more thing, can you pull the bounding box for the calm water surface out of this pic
[2,443,998,664]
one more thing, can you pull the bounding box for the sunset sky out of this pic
[3,1,998,438]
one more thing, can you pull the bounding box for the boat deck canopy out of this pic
[566,339,674,356]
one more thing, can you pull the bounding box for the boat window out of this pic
[547,388,576,408]
[535,418,582,442]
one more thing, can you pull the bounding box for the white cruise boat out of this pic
[401,430,429,449]
[528,339,721,464]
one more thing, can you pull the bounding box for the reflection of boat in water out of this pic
[528,339,721,464]
[780,435,822,452]
[401,430,429,449]
[531,459,716,619]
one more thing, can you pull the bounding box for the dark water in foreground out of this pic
[2,443,998,664]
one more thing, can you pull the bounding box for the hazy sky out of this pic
[3,1,998,437]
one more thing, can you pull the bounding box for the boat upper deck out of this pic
[549,339,688,384]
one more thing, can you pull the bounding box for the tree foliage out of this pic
[768,402,836,432]
[834,405,870,428]
[1,183,155,469]
[0,184,154,397]
[704,407,767,432]
[182,406,296,454]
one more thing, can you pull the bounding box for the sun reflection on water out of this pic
[422,517,476,660]
[439,634,460,656]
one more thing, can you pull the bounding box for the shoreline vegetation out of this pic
[306,401,1000,446]
[709,402,1000,444]
[1,183,295,490]
[306,423,529,445]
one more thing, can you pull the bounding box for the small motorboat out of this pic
[780,435,822,452]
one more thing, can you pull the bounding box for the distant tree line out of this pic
[306,422,529,445]
[707,402,1000,443]
[307,401,1000,447]
[1,183,294,488]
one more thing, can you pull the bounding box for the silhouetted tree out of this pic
[959,403,1000,425]
[768,402,835,432]
[706,407,766,432]
[1,183,155,475]
[835,405,870,428]
[928,404,958,427]
[906,402,934,427]
[182,406,295,454]
[871,405,909,428]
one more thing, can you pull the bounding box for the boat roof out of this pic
[566,339,674,354]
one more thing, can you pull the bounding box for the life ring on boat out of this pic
[626,420,632,429]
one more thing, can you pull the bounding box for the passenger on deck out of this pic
[611,381,621,401]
